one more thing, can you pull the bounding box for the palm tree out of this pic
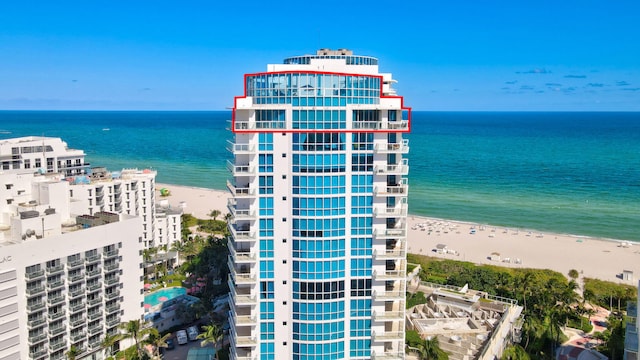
[119,319,153,359]
[197,323,224,358]
[101,333,119,359]
[145,328,171,359]
[416,336,448,360]
[65,345,79,360]
[209,209,221,221]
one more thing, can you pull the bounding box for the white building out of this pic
[1,137,182,253]
[227,49,410,359]
[0,171,143,360]
[0,136,89,175]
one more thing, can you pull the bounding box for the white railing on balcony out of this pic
[226,160,255,175]
[227,181,256,197]
[373,290,405,300]
[227,140,256,154]
[373,311,405,321]
[374,269,405,280]
[373,331,404,341]
[374,139,409,153]
[373,247,406,259]
[373,205,408,217]
[375,159,409,175]
[374,228,407,238]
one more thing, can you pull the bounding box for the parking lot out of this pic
[162,339,208,360]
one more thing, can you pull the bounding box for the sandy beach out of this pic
[157,183,640,285]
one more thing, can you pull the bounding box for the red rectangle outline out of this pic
[231,70,411,134]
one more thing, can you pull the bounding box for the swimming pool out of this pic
[144,287,187,307]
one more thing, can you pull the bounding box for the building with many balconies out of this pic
[0,171,143,360]
[0,136,89,176]
[227,49,410,360]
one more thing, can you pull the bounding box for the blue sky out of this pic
[1,1,639,111]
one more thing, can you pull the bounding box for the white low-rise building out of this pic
[0,136,89,175]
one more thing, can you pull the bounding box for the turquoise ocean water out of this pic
[1,111,638,241]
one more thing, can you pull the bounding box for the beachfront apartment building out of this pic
[0,136,89,176]
[227,49,411,360]
[0,171,143,360]
[0,136,182,256]
[624,284,640,360]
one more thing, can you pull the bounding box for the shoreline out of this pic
[156,183,640,285]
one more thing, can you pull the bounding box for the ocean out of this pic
[1,111,638,241]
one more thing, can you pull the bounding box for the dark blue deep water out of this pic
[1,111,638,240]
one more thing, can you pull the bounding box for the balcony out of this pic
[228,224,256,242]
[230,310,257,327]
[373,204,408,218]
[49,325,66,336]
[47,294,65,306]
[106,317,120,327]
[103,250,119,259]
[70,316,86,328]
[29,348,47,358]
[374,160,409,175]
[374,140,409,154]
[228,241,256,264]
[67,258,84,269]
[373,228,406,240]
[373,290,405,301]
[229,264,256,285]
[85,254,101,264]
[28,333,47,345]
[105,276,119,286]
[27,302,45,312]
[372,331,404,341]
[226,161,256,176]
[227,140,256,154]
[25,269,45,280]
[228,202,256,221]
[27,317,46,329]
[26,285,45,297]
[87,296,102,306]
[373,269,405,280]
[70,302,85,313]
[88,311,103,321]
[68,272,85,284]
[105,290,120,300]
[46,264,65,275]
[374,182,408,197]
[230,331,258,348]
[383,120,409,130]
[48,311,65,321]
[86,281,102,292]
[228,278,257,305]
[86,267,102,277]
[50,339,66,351]
[47,279,65,290]
[88,323,103,335]
[106,303,120,314]
[373,311,405,321]
[371,351,405,360]
[104,262,119,272]
[226,181,256,198]
[71,332,85,342]
[373,247,406,260]
[69,287,85,298]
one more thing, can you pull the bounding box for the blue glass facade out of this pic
[229,50,409,360]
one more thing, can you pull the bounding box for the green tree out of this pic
[118,319,153,359]
[568,269,579,280]
[65,345,79,360]
[197,323,224,359]
[416,336,448,360]
[501,344,530,360]
[145,328,171,359]
[101,333,120,358]
[209,209,221,221]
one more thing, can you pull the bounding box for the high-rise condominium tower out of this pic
[227,49,410,360]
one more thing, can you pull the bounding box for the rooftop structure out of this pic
[0,136,89,176]
[227,49,410,359]
[406,281,523,360]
